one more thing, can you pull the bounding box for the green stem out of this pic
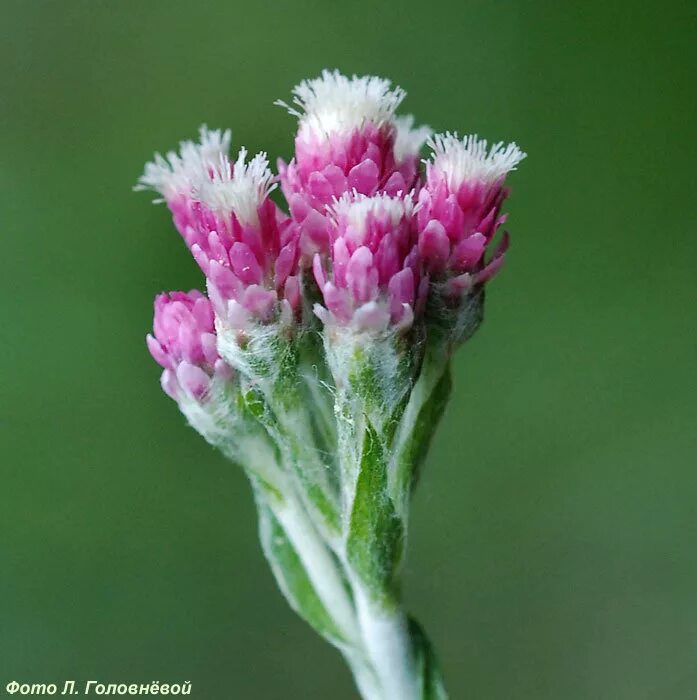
[332,377,448,699]
[352,582,421,700]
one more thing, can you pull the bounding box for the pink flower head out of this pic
[276,70,430,256]
[146,290,232,402]
[313,191,422,332]
[417,133,526,296]
[138,133,301,327]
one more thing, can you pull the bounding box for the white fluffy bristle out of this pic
[393,115,432,163]
[136,126,231,199]
[277,69,406,137]
[195,148,276,226]
[330,190,414,233]
[427,132,526,187]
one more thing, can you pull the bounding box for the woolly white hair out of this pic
[194,148,277,227]
[276,69,406,137]
[330,190,415,235]
[136,126,231,200]
[393,114,432,163]
[426,132,526,188]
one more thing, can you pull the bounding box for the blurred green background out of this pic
[1,1,696,698]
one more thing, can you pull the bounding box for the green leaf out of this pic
[409,616,449,700]
[242,386,266,421]
[279,408,341,536]
[395,363,452,499]
[347,421,404,605]
[243,376,341,536]
[347,337,416,439]
[257,500,346,645]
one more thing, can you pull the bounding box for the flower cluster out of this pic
[313,191,422,332]
[276,71,430,257]
[139,72,523,344]
[417,133,525,298]
[138,70,525,700]
[138,130,300,333]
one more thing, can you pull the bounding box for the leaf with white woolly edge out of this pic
[392,361,452,505]
[256,498,347,646]
[231,339,342,537]
[343,335,416,445]
[346,421,404,606]
[409,616,449,700]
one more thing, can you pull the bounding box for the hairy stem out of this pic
[353,584,420,700]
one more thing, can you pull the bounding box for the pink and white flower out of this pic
[277,70,430,256]
[417,133,526,297]
[146,290,232,402]
[137,131,301,329]
[138,79,528,697]
[137,79,525,347]
[313,191,422,332]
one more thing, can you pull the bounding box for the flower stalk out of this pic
[138,69,525,699]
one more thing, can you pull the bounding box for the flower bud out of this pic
[313,191,422,333]
[135,125,231,245]
[418,133,525,295]
[146,290,238,446]
[147,290,219,396]
[138,132,301,331]
[277,70,430,256]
